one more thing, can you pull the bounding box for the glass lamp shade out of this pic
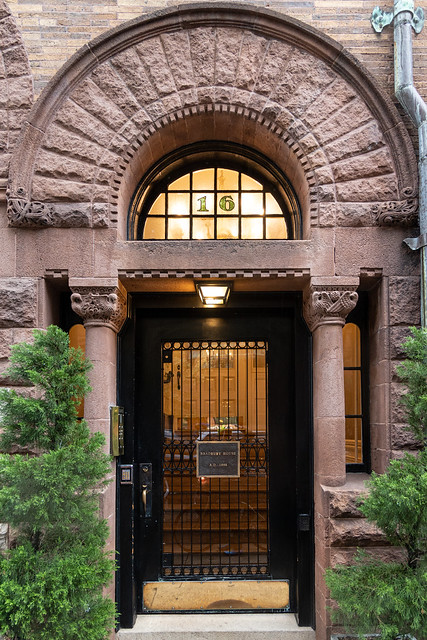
[196,284,231,306]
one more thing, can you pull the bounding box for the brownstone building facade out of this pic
[0,1,424,638]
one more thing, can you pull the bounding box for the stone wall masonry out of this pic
[6,0,427,110]
[319,477,409,637]
[0,1,33,197]
[6,8,415,232]
[0,278,37,328]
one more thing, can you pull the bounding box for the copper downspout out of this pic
[372,1,427,326]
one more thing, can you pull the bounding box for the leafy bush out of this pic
[0,326,115,640]
[325,327,427,640]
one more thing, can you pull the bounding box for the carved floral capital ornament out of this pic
[70,286,127,333]
[304,286,359,332]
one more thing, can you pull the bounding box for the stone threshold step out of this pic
[117,613,316,640]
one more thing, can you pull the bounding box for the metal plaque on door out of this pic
[196,441,240,478]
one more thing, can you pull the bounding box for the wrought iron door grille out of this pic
[161,340,269,578]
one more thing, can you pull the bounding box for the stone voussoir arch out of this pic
[6,2,418,233]
[0,0,33,197]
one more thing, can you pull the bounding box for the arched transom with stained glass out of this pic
[139,167,292,240]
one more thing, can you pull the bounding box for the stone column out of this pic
[304,276,358,640]
[304,277,359,487]
[70,278,127,605]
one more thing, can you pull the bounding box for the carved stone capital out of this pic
[304,282,359,332]
[70,284,127,333]
[371,197,418,227]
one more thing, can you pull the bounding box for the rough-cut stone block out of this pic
[43,124,105,164]
[336,175,398,202]
[111,47,158,104]
[215,28,243,86]
[389,277,420,326]
[329,491,366,519]
[0,328,13,358]
[0,81,6,109]
[3,46,30,77]
[161,93,182,114]
[53,203,91,227]
[335,203,375,227]
[390,382,408,424]
[331,546,406,567]
[189,28,216,86]
[0,278,37,328]
[302,77,357,128]
[324,121,384,163]
[71,78,128,131]
[136,38,176,97]
[161,31,195,91]
[7,75,33,109]
[35,150,96,183]
[313,99,373,146]
[389,326,413,359]
[90,63,142,119]
[145,99,168,121]
[55,100,116,148]
[235,32,268,92]
[286,60,336,117]
[332,148,394,182]
[0,17,22,50]
[31,176,93,202]
[314,166,334,185]
[7,107,29,131]
[177,87,197,109]
[318,203,336,227]
[92,203,110,228]
[254,39,294,96]
[299,133,319,155]
[263,100,281,122]
[391,423,421,450]
[317,184,335,202]
[307,148,329,169]
[329,519,387,547]
[271,49,316,105]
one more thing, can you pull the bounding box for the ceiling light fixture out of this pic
[196,283,231,307]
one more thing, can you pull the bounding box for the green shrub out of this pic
[325,327,427,640]
[0,326,115,640]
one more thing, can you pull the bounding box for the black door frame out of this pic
[116,291,314,629]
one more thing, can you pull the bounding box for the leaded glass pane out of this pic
[169,217,190,239]
[241,192,263,216]
[140,166,291,239]
[242,218,263,239]
[217,168,239,190]
[193,168,215,190]
[266,217,287,239]
[143,217,166,239]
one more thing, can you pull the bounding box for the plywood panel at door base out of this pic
[143,580,289,611]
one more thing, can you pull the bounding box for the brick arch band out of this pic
[6,3,418,234]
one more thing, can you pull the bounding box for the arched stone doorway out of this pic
[6,4,418,638]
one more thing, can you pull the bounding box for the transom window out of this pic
[129,144,301,240]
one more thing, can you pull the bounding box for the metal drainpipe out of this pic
[372,0,427,326]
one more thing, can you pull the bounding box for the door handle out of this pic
[142,484,147,512]
[140,463,152,518]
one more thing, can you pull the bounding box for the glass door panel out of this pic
[162,340,269,578]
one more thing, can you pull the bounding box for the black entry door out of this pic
[118,293,313,625]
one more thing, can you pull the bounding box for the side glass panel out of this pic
[343,323,363,464]
[162,340,269,578]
